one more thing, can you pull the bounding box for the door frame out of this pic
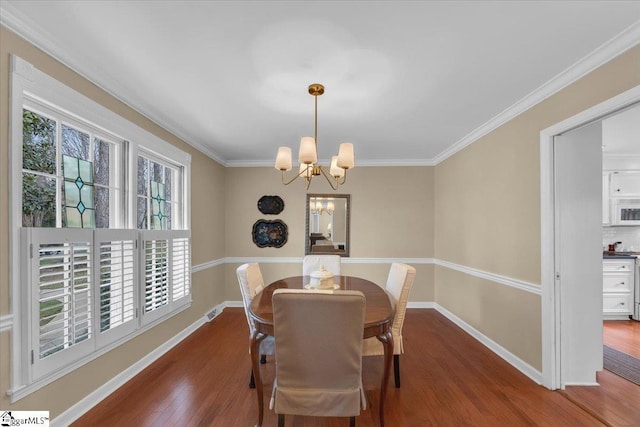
[540,85,640,389]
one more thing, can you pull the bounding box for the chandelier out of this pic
[274,83,355,190]
[310,199,334,215]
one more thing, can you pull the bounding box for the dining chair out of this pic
[270,289,367,427]
[302,254,341,276]
[236,263,275,388]
[362,262,416,388]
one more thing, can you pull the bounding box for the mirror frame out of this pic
[305,193,351,257]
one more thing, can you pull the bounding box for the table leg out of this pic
[376,329,394,427]
[250,330,268,427]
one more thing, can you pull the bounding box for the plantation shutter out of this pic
[171,232,191,305]
[25,228,95,380]
[95,229,137,347]
[140,230,191,325]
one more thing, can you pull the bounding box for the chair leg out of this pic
[249,368,255,389]
[350,415,356,427]
[394,354,400,388]
[278,413,285,427]
[260,354,267,364]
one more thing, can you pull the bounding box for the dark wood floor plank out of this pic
[72,308,637,426]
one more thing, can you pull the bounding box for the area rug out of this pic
[603,345,640,386]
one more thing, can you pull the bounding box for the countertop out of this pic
[603,251,639,259]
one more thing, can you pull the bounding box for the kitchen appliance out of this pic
[613,199,640,225]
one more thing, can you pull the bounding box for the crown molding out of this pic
[431,20,640,165]
[225,158,437,168]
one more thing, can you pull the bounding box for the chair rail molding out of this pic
[193,256,541,296]
[0,314,13,333]
[434,259,541,295]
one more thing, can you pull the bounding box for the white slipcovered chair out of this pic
[362,262,416,388]
[236,263,275,388]
[270,289,367,427]
[302,254,341,276]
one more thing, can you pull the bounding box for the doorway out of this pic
[540,85,640,390]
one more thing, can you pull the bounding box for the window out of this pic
[21,105,122,229]
[10,55,191,398]
[137,154,182,230]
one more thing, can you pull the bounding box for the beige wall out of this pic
[0,26,227,416]
[435,44,640,370]
[224,166,435,302]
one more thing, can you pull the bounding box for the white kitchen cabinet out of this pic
[610,171,640,197]
[603,259,634,318]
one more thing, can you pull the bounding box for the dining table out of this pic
[248,275,395,427]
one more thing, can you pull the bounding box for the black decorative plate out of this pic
[252,219,288,248]
[257,195,284,215]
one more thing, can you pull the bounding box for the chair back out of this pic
[236,263,265,332]
[385,263,416,339]
[302,255,341,276]
[271,289,366,417]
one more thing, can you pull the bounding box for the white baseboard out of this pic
[407,302,435,309]
[51,304,226,427]
[434,304,543,385]
[563,381,600,387]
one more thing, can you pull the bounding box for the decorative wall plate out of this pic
[257,195,285,215]
[252,219,288,248]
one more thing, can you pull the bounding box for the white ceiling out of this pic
[2,1,640,166]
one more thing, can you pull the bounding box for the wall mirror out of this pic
[305,194,350,257]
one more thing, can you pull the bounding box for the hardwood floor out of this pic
[72,309,636,426]
[560,319,640,427]
[603,320,640,359]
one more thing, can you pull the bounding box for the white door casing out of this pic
[540,85,640,389]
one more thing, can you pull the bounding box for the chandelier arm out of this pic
[281,167,308,186]
[338,169,348,185]
[318,165,340,191]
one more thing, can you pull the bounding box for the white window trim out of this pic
[9,55,192,401]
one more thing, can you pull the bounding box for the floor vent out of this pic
[206,308,219,322]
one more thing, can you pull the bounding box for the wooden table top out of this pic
[249,275,395,339]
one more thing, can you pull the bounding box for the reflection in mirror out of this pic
[305,194,350,257]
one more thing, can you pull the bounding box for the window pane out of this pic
[166,202,173,230]
[137,196,148,229]
[62,155,95,228]
[150,182,167,230]
[151,161,163,184]
[61,124,89,160]
[93,138,110,186]
[23,109,56,174]
[137,156,148,197]
[164,167,172,202]
[22,173,56,227]
[95,186,110,229]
